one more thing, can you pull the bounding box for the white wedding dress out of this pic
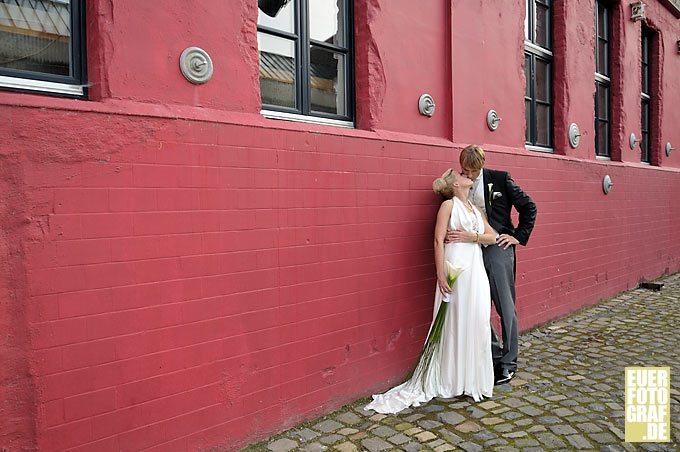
[365,197,494,414]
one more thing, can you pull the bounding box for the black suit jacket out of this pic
[482,168,537,246]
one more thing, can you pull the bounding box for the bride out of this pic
[365,169,497,414]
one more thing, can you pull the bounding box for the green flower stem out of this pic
[410,272,461,390]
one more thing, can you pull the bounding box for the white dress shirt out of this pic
[470,172,486,216]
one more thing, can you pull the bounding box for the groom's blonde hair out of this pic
[459,145,485,171]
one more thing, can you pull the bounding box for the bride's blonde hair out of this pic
[432,168,456,199]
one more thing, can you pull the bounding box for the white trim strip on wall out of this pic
[0,75,84,96]
[261,109,354,128]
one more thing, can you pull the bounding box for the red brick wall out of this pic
[0,0,679,451]
[1,104,678,451]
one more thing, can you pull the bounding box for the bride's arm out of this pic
[478,211,499,245]
[434,200,453,295]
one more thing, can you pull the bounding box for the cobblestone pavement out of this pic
[243,274,680,451]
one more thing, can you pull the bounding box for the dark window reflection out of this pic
[310,46,345,115]
[0,0,71,76]
[258,33,296,109]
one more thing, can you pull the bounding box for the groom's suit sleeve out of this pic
[504,172,537,246]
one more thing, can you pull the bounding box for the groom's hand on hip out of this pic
[445,229,468,243]
[496,234,519,249]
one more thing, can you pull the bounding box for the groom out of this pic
[450,145,537,385]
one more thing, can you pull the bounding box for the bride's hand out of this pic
[437,273,452,295]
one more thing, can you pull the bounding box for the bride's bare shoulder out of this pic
[440,199,454,209]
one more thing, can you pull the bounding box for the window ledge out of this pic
[0,75,84,97]
[524,41,553,58]
[525,144,554,153]
[261,109,354,129]
[595,73,611,84]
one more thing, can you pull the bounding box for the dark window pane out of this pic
[641,100,649,162]
[641,100,649,131]
[596,120,609,156]
[258,33,296,109]
[597,3,608,39]
[525,0,531,41]
[535,2,550,49]
[597,39,608,76]
[310,46,346,116]
[641,31,650,94]
[0,0,71,76]
[535,59,550,102]
[596,83,609,120]
[525,54,531,96]
[257,0,295,34]
[536,103,550,146]
[309,0,345,47]
[525,99,532,142]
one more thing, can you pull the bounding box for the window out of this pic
[257,0,353,125]
[594,0,611,158]
[524,0,553,151]
[0,0,86,96]
[640,26,652,163]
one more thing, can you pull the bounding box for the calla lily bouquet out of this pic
[410,261,466,390]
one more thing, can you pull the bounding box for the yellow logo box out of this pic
[625,367,670,443]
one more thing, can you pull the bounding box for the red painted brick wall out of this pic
[0,1,679,451]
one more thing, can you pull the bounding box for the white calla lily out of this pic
[445,261,465,287]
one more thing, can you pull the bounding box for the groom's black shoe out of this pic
[495,368,515,385]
